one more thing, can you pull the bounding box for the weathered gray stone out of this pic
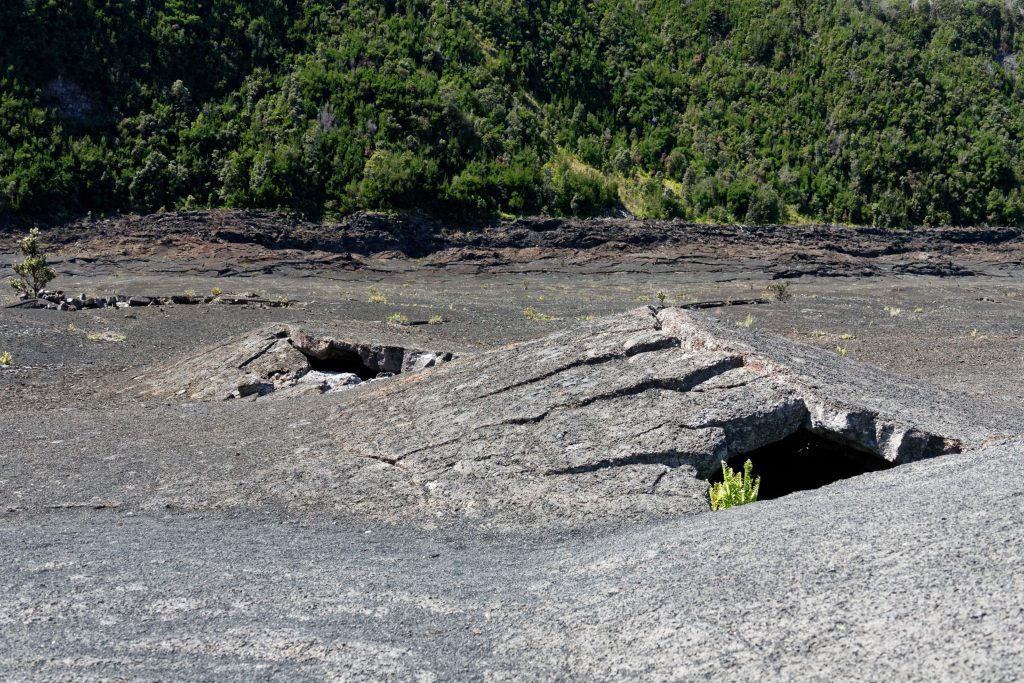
[118,307,1022,531]
[314,306,1021,529]
[297,370,362,393]
[129,325,453,402]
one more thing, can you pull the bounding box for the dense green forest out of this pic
[2,0,1024,226]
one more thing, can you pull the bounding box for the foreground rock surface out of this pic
[3,437,1024,680]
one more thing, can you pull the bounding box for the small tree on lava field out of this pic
[9,227,55,298]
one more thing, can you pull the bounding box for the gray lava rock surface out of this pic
[317,306,1019,530]
[3,302,1024,680]
[8,307,1014,534]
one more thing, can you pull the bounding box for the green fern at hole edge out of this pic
[709,459,761,511]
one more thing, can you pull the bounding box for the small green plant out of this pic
[577,314,595,322]
[736,313,754,328]
[428,314,443,325]
[765,281,792,302]
[884,305,902,317]
[211,287,222,297]
[656,290,667,307]
[9,227,55,297]
[969,328,980,339]
[368,287,388,304]
[386,312,410,326]
[523,306,555,321]
[836,345,849,357]
[913,306,924,314]
[0,351,12,366]
[184,289,196,298]
[709,459,760,511]
[840,333,856,341]
[634,294,651,304]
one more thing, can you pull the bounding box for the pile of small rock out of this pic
[14,290,289,311]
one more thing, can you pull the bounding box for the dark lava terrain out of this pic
[1,212,1023,680]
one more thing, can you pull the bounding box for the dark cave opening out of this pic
[710,430,894,500]
[305,350,383,381]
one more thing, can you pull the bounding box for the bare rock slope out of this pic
[107,307,1023,531]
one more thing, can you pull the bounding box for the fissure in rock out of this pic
[709,429,894,500]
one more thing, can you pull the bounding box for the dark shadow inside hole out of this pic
[710,429,894,500]
[305,350,379,381]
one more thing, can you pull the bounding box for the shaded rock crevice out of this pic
[473,331,679,400]
[545,452,695,476]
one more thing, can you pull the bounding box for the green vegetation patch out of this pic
[709,459,761,511]
[3,1,1024,227]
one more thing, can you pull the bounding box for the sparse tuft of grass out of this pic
[970,328,980,339]
[428,314,443,325]
[709,459,760,511]
[368,287,388,304]
[884,305,902,317]
[386,312,410,326]
[736,313,754,328]
[677,292,697,305]
[913,306,924,314]
[577,314,595,322]
[211,287,222,297]
[523,306,555,321]
[0,351,12,366]
[836,345,849,357]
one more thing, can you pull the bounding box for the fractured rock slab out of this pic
[127,324,453,401]
[322,307,1021,529]
[100,307,1023,530]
